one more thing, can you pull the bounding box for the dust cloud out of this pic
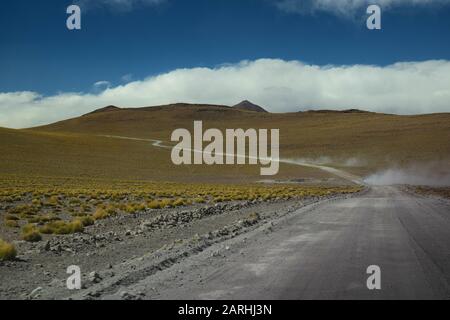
[364,162,450,187]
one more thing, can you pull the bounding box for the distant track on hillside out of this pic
[99,135,363,185]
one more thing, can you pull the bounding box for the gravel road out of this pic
[101,186,450,300]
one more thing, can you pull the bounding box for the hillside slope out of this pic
[0,126,326,184]
[32,104,450,175]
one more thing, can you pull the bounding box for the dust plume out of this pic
[364,162,450,186]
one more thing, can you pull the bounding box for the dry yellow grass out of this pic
[39,220,84,235]
[21,224,42,242]
[0,239,16,261]
[0,175,362,242]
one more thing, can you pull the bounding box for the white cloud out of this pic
[93,80,111,88]
[1,58,450,129]
[273,0,450,16]
[121,74,134,83]
[92,81,112,94]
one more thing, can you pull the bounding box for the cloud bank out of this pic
[1,58,450,129]
[273,0,450,16]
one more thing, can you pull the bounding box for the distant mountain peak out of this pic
[85,105,121,115]
[232,100,268,113]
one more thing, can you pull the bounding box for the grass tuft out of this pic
[0,239,17,261]
[40,220,84,235]
[22,224,42,242]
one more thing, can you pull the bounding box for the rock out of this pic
[49,278,63,287]
[88,271,102,283]
[120,291,143,300]
[43,241,51,251]
[16,255,29,262]
[87,291,101,297]
[50,244,62,253]
[29,287,43,299]
[103,271,115,278]
[211,250,220,257]
[205,232,213,240]
[125,230,132,236]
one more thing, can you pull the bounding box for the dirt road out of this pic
[100,186,450,300]
[100,135,364,184]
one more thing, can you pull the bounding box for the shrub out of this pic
[3,196,13,203]
[24,231,43,241]
[136,203,146,211]
[214,196,225,203]
[5,219,19,228]
[22,223,35,233]
[244,212,260,226]
[0,239,17,261]
[160,199,173,208]
[193,197,204,203]
[9,204,38,216]
[40,220,84,235]
[77,216,94,227]
[40,221,58,234]
[27,216,40,223]
[39,215,60,223]
[92,208,108,220]
[125,203,145,214]
[46,195,59,206]
[105,204,117,215]
[5,214,19,221]
[69,220,84,233]
[80,204,91,213]
[22,224,42,242]
[148,199,173,209]
[31,198,42,207]
[172,198,186,207]
[147,200,162,209]
[69,198,81,206]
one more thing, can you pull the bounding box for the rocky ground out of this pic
[0,193,357,300]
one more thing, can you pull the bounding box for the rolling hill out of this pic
[1,103,449,185]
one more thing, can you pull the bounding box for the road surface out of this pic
[111,186,450,300]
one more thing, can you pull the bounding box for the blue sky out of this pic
[1,0,449,95]
[1,0,450,128]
